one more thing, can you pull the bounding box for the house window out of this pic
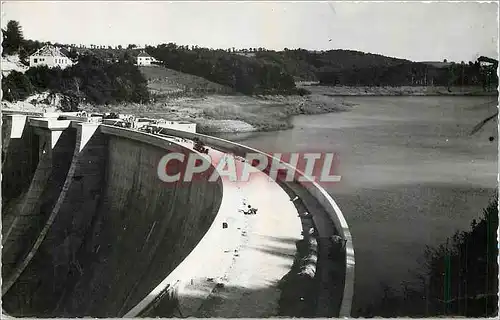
[34,58,38,63]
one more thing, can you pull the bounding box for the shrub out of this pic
[358,195,499,317]
[1,71,34,102]
[295,87,311,96]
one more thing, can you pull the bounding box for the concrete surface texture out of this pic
[1,112,353,318]
[145,139,303,318]
[1,118,224,317]
[191,166,302,318]
[129,133,351,318]
[143,127,355,317]
[2,124,76,287]
[2,117,76,284]
[1,115,39,206]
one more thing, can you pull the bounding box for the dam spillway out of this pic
[1,111,355,318]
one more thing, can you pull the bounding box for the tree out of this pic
[2,20,24,55]
[120,51,134,64]
[1,71,34,101]
[422,196,498,317]
[358,196,498,318]
[443,59,448,63]
[66,48,79,60]
[127,44,137,49]
[18,46,29,65]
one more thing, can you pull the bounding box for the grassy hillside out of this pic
[139,65,235,98]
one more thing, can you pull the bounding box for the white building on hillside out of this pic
[29,45,74,69]
[137,51,156,66]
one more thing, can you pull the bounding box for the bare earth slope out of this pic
[139,65,234,96]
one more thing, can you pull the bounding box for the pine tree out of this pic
[2,20,24,55]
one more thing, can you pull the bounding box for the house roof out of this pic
[31,45,69,58]
[478,56,498,65]
[137,51,152,58]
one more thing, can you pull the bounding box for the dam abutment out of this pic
[1,122,107,314]
[1,115,39,207]
[2,118,77,289]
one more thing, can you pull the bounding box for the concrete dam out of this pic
[1,111,355,318]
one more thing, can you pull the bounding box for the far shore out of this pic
[301,84,499,97]
[2,84,497,134]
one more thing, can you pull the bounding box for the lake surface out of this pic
[214,96,498,314]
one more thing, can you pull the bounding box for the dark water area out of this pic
[213,96,498,315]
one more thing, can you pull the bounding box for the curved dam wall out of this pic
[2,124,223,317]
[146,128,355,318]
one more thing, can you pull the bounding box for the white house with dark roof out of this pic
[136,51,156,66]
[29,45,74,69]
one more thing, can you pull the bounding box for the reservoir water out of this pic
[215,96,498,313]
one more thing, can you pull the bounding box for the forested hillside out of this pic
[2,55,149,110]
[145,44,298,95]
[3,18,497,104]
[254,49,408,81]
[253,49,498,90]
[2,20,150,110]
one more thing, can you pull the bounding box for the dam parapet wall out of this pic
[141,127,355,318]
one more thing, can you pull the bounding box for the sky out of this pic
[1,1,498,62]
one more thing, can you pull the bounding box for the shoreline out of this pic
[302,85,499,97]
[193,95,353,134]
[2,85,496,134]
